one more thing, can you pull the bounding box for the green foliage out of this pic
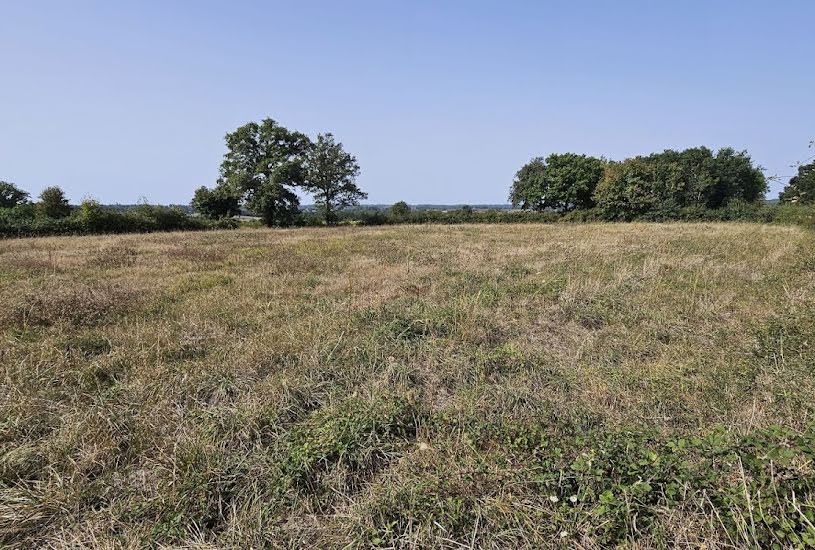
[61,333,112,359]
[217,118,311,227]
[282,396,418,494]
[190,185,241,219]
[303,133,366,224]
[0,200,237,238]
[510,153,605,212]
[708,147,767,206]
[38,186,71,218]
[370,419,815,548]
[0,181,29,208]
[306,202,814,228]
[780,160,815,204]
[595,147,767,220]
[389,201,411,218]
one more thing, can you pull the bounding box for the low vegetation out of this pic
[0,195,235,238]
[2,223,814,547]
[2,127,813,238]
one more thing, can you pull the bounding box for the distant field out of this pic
[2,224,814,548]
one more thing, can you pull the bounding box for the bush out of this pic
[0,201,236,238]
[38,186,72,218]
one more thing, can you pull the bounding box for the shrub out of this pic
[38,186,72,218]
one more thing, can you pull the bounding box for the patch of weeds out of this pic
[282,395,420,498]
[3,281,141,328]
[755,308,814,364]
[82,356,131,389]
[368,475,487,545]
[62,333,112,359]
[303,274,321,289]
[524,274,568,300]
[217,310,258,336]
[358,299,457,342]
[239,246,267,259]
[379,314,451,341]
[166,244,227,264]
[146,444,251,543]
[751,307,815,418]
[0,443,46,484]
[440,270,501,305]
[88,244,138,269]
[162,333,211,363]
[148,395,421,543]
[393,418,815,548]
[172,272,233,295]
[476,342,526,378]
[6,326,48,344]
[560,296,616,330]
[195,373,239,406]
[505,263,533,279]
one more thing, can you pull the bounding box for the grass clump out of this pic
[2,280,141,329]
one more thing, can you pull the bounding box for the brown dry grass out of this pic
[1,223,814,548]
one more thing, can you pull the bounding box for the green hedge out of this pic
[0,204,237,238]
[305,202,815,229]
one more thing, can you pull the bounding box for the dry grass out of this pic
[1,223,814,548]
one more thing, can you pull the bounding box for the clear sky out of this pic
[1,1,812,205]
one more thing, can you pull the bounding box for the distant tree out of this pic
[303,133,366,224]
[509,153,605,212]
[779,160,815,204]
[191,185,241,219]
[390,201,411,218]
[218,118,311,227]
[0,181,29,208]
[706,148,766,207]
[39,186,71,218]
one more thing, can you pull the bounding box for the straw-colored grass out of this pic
[1,223,814,548]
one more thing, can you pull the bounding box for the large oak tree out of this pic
[509,153,605,212]
[217,118,311,226]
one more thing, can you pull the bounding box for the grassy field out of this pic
[2,223,815,548]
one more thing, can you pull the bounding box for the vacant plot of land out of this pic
[1,223,814,548]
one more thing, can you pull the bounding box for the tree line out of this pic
[192,119,812,226]
[509,147,784,220]
[2,118,813,237]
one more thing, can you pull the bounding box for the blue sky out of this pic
[1,1,812,204]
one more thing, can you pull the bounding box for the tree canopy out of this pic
[217,118,312,226]
[779,160,815,204]
[303,133,366,224]
[390,201,411,218]
[0,181,29,209]
[592,147,766,219]
[509,153,605,212]
[39,186,71,218]
[191,185,241,219]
